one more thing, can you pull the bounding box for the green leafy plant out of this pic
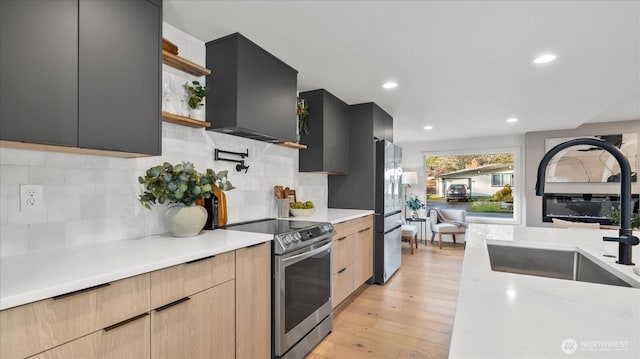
[186,81,207,109]
[138,162,234,209]
[606,208,640,229]
[297,98,310,135]
[493,184,513,203]
[406,195,426,211]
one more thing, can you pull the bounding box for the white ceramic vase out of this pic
[165,205,208,237]
[411,210,419,219]
[189,108,205,121]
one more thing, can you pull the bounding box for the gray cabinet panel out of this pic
[299,89,349,174]
[78,0,161,155]
[0,0,78,147]
[206,33,297,143]
[329,104,376,209]
[373,105,393,142]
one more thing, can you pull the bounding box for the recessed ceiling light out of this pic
[507,117,519,123]
[533,54,556,64]
[423,125,433,130]
[382,81,398,89]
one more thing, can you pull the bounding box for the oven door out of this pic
[275,238,333,357]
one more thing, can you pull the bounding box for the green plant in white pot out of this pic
[138,162,234,237]
[186,80,207,121]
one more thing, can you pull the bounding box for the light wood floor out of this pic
[308,239,465,359]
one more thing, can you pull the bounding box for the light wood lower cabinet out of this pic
[0,274,150,359]
[236,241,271,359]
[353,227,374,287]
[331,215,373,308]
[1,241,272,359]
[151,280,235,359]
[30,313,151,359]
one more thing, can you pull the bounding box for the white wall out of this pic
[398,134,526,224]
[0,23,327,257]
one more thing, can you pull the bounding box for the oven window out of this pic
[284,250,331,333]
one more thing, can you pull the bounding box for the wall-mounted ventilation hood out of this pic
[205,33,298,143]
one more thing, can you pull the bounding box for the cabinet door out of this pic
[333,233,354,275]
[151,280,235,359]
[30,313,150,359]
[1,274,149,359]
[353,227,374,287]
[0,0,78,147]
[333,264,354,308]
[78,0,161,155]
[236,242,271,359]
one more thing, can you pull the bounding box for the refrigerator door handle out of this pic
[385,224,402,234]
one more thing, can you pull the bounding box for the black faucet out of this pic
[535,138,639,265]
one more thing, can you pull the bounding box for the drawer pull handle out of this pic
[154,297,191,312]
[337,237,347,241]
[358,228,369,233]
[186,255,215,264]
[52,283,111,300]
[103,312,149,332]
[338,267,347,274]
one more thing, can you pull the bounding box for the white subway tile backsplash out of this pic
[28,223,66,253]
[0,224,28,256]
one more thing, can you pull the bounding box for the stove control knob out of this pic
[293,233,302,242]
[283,234,293,245]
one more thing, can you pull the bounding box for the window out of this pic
[491,173,513,187]
[424,151,517,222]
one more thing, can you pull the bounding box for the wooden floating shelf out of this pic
[162,50,211,76]
[277,142,307,150]
[162,112,211,128]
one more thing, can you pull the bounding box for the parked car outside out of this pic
[446,184,471,202]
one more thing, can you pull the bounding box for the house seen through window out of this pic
[425,152,515,220]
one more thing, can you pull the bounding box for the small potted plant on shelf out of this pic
[138,161,234,237]
[186,80,207,121]
[406,195,426,219]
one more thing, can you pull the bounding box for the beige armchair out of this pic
[429,209,467,249]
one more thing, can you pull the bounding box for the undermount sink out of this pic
[487,244,633,288]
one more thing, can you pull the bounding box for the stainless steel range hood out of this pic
[205,33,298,144]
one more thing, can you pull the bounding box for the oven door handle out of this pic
[282,240,332,267]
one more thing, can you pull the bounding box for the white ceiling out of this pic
[164,0,640,144]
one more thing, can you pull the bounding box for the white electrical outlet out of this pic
[20,184,45,212]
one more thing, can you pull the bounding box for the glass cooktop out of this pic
[223,219,323,235]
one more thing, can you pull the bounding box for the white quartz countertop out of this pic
[282,208,374,224]
[0,230,272,310]
[449,224,640,359]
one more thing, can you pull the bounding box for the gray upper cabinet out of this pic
[373,106,393,142]
[328,102,393,209]
[0,0,78,147]
[0,0,161,156]
[298,89,349,174]
[79,0,161,155]
[205,33,298,143]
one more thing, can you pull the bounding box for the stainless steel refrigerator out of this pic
[373,140,403,284]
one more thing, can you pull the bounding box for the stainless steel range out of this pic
[225,219,335,359]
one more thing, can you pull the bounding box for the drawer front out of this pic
[332,264,354,308]
[353,227,374,287]
[332,233,354,274]
[353,215,373,232]
[30,312,150,359]
[1,274,150,359]
[150,250,235,309]
[332,221,352,239]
